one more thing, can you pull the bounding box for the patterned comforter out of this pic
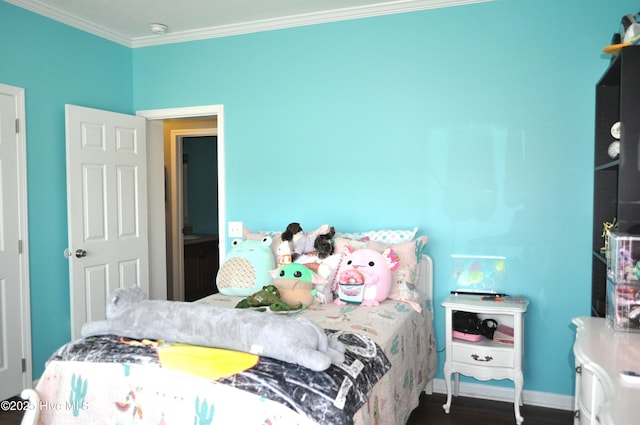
[34,296,437,425]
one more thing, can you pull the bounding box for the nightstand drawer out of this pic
[453,342,514,368]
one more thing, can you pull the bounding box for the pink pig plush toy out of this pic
[335,248,399,306]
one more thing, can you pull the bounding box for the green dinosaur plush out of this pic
[235,285,281,308]
[235,285,303,311]
[268,301,303,312]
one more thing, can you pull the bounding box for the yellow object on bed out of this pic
[158,343,259,380]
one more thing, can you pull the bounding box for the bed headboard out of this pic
[417,254,434,319]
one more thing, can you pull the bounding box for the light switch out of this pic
[228,221,243,238]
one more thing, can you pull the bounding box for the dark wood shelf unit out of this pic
[591,46,640,317]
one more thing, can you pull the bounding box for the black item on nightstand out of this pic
[452,311,498,339]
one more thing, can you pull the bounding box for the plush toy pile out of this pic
[81,224,428,372]
[223,222,428,311]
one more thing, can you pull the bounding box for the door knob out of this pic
[64,248,88,258]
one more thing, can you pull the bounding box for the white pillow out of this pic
[337,227,418,244]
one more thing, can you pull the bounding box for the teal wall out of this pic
[133,0,635,396]
[0,3,134,377]
[2,0,639,397]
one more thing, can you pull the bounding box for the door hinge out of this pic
[15,118,19,133]
[18,239,22,254]
[22,358,26,373]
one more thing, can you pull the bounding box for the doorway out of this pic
[182,135,219,300]
[137,105,226,302]
[170,130,219,301]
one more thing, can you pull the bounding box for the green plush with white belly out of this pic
[216,237,275,296]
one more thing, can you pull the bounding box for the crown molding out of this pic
[5,0,131,46]
[131,0,490,48]
[6,0,491,48]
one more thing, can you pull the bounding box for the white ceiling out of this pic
[6,0,489,47]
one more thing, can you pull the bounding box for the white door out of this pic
[66,105,149,339]
[0,84,31,400]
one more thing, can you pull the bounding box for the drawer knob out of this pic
[471,354,493,362]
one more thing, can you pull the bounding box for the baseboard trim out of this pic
[431,378,574,411]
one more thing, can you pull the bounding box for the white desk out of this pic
[573,316,640,425]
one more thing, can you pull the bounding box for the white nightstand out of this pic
[441,294,529,424]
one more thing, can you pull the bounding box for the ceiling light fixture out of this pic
[149,23,168,35]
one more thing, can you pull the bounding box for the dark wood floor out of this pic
[0,396,24,425]
[1,392,573,425]
[407,392,574,425]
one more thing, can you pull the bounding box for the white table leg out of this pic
[514,370,524,424]
[443,361,453,413]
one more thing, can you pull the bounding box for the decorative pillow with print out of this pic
[337,227,418,244]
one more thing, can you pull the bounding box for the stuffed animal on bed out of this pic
[335,248,399,307]
[235,284,304,312]
[281,223,335,260]
[313,226,336,259]
[276,239,294,268]
[81,287,346,372]
[270,263,328,306]
[216,236,275,296]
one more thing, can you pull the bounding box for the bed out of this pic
[20,230,437,425]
